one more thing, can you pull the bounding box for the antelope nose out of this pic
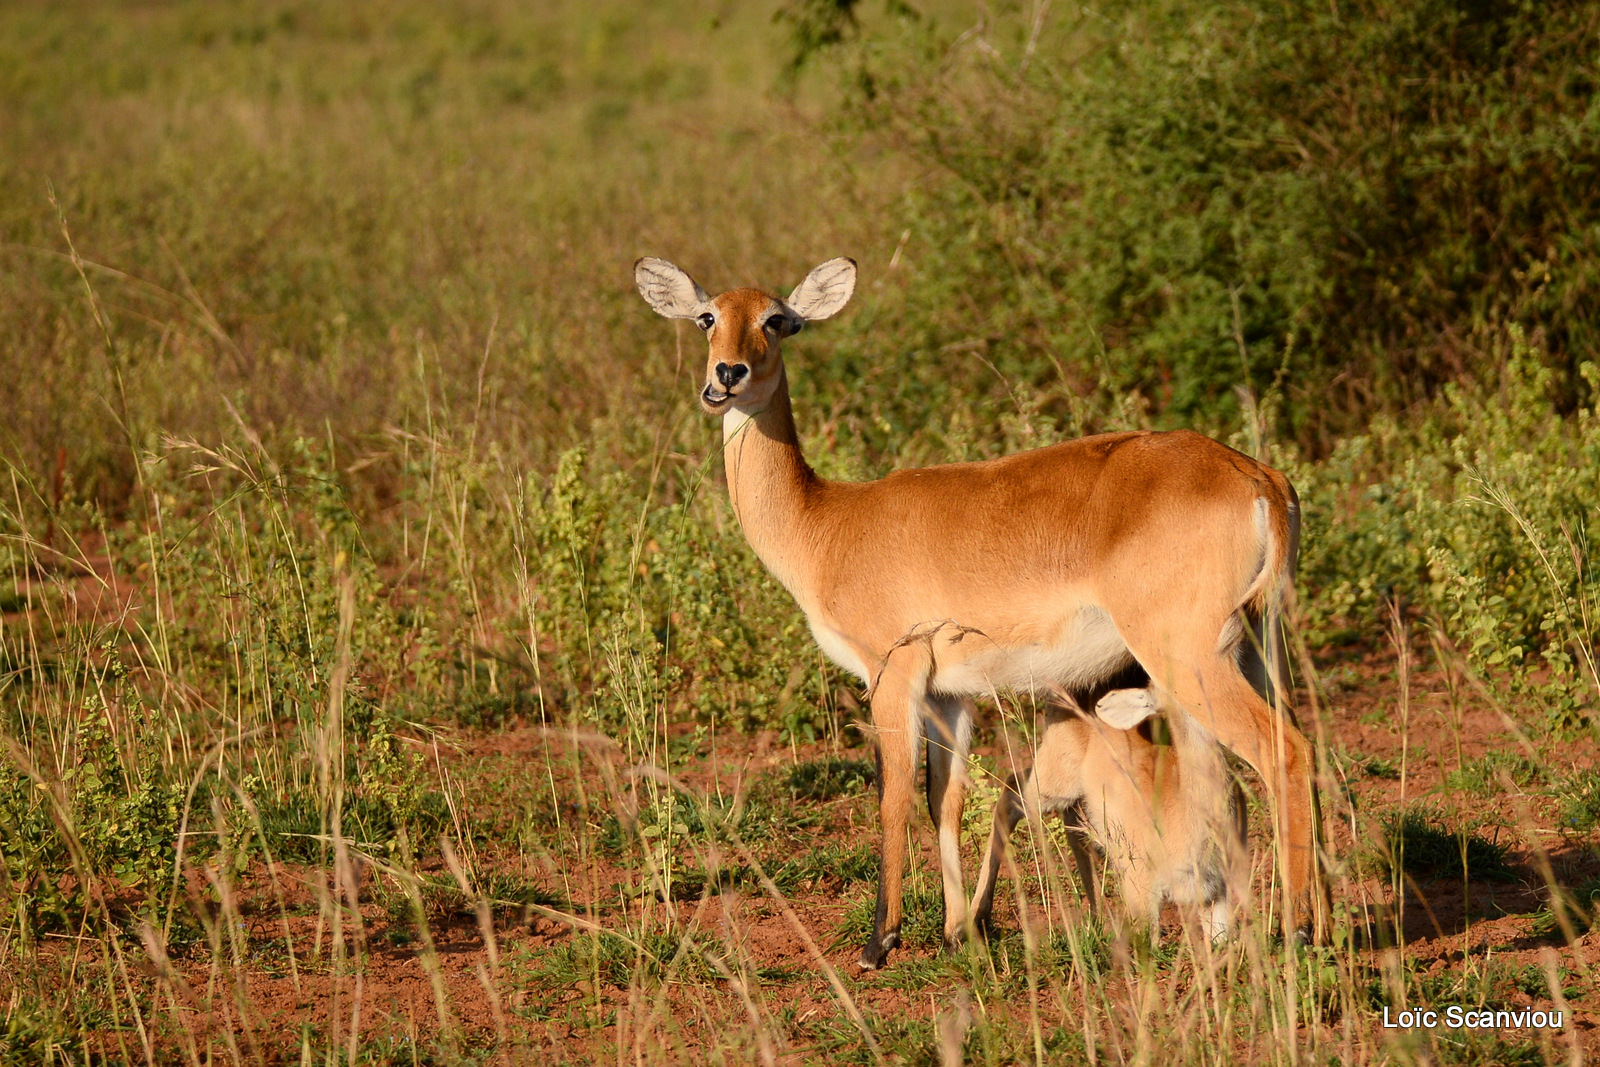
[716,363,749,388]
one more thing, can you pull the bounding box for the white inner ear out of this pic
[635,257,710,319]
[1094,688,1159,731]
[785,257,857,321]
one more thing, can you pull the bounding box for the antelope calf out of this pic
[970,687,1250,940]
[634,256,1317,969]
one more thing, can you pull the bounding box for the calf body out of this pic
[971,691,1249,939]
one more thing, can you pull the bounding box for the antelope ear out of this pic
[635,258,711,319]
[785,257,856,322]
[1094,688,1159,731]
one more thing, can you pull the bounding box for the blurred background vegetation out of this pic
[0,1,1597,1041]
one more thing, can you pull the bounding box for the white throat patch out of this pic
[723,406,756,442]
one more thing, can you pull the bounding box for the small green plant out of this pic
[1043,921,1115,982]
[1412,957,1544,1011]
[1555,767,1600,836]
[834,884,944,952]
[784,756,876,800]
[1361,755,1402,781]
[477,871,563,913]
[771,840,876,891]
[1446,751,1546,797]
[508,931,684,1017]
[1379,807,1515,883]
[1540,875,1600,933]
[0,697,182,932]
[0,996,90,1066]
[1430,1031,1546,1067]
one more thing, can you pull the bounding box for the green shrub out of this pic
[0,657,182,931]
[1292,338,1598,726]
[792,0,1600,442]
[782,0,1600,724]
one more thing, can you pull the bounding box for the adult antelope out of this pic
[634,256,1317,969]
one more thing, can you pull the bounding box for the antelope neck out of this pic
[719,368,821,592]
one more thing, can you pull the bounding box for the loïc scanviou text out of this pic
[1382,1006,1563,1030]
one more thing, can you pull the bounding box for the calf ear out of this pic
[785,257,856,321]
[635,258,711,319]
[1094,688,1159,730]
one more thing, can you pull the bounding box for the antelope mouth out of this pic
[700,384,736,412]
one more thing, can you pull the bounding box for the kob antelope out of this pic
[969,685,1250,940]
[635,256,1317,969]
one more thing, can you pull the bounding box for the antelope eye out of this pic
[695,313,714,331]
[765,314,788,334]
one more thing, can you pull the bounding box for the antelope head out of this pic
[634,257,857,415]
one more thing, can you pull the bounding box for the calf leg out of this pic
[1062,806,1102,920]
[969,768,1029,936]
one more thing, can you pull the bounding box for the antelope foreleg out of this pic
[859,673,919,970]
[926,694,975,948]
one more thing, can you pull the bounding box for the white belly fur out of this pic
[931,605,1133,696]
[810,620,872,682]
[805,606,1133,696]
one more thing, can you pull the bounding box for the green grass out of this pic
[771,840,877,891]
[1446,751,1546,797]
[835,883,946,953]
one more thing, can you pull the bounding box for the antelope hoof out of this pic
[857,930,900,971]
[951,912,997,949]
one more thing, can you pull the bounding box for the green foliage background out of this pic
[793,0,1600,440]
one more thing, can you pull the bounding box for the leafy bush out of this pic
[244,733,453,865]
[782,0,1600,725]
[1292,336,1598,726]
[791,0,1600,442]
[0,661,182,932]
[459,444,844,740]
